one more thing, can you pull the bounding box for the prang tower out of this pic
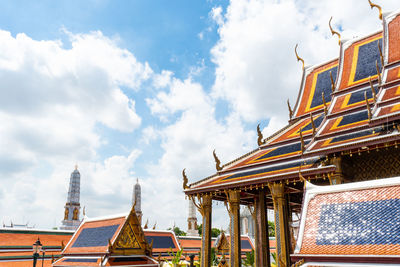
[187,199,199,236]
[132,178,142,224]
[61,165,81,230]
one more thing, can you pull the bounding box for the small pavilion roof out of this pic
[292,176,400,265]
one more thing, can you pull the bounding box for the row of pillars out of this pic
[196,158,345,267]
[197,185,290,267]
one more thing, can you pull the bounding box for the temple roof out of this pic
[292,176,400,264]
[185,8,400,196]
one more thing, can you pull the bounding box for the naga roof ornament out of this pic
[329,16,341,45]
[295,44,305,70]
[368,0,383,20]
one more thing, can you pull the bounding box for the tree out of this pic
[167,226,187,236]
[243,249,255,267]
[268,221,275,237]
[197,224,221,237]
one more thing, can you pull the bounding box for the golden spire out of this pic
[287,99,294,119]
[295,44,305,69]
[299,129,305,154]
[257,124,265,146]
[310,113,316,136]
[322,92,328,115]
[365,91,372,121]
[329,71,335,92]
[368,0,383,20]
[369,76,377,102]
[182,168,189,190]
[329,17,341,45]
[213,149,223,171]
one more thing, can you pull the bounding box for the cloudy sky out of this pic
[0,0,398,230]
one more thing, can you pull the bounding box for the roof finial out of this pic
[310,113,316,136]
[182,169,189,190]
[365,91,372,121]
[322,92,328,115]
[299,129,305,154]
[368,0,383,20]
[287,99,294,119]
[329,17,341,45]
[144,219,149,229]
[83,206,86,217]
[369,76,377,102]
[152,222,157,230]
[213,149,223,171]
[377,40,384,67]
[375,60,382,85]
[75,164,78,170]
[295,44,305,70]
[257,124,266,146]
[329,71,335,92]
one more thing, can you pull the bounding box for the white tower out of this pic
[187,199,199,236]
[61,165,81,230]
[132,178,142,224]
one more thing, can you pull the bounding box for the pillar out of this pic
[330,157,344,185]
[227,190,241,267]
[200,195,212,267]
[254,188,271,267]
[269,183,291,267]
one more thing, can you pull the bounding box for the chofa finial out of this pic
[299,129,305,154]
[368,0,383,20]
[310,113,316,136]
[257,124,266,146]
[329,17,341,45]
[287,99,294,119]
[322,92,328,115]
[213,149,223,171]
[295,44,305,69]
[182,168,189,190]
[365,91,372,121]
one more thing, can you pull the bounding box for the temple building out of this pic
[61,166,81,231]
[183,3,400,267]
[132,179,142,225]
[240,206,254,239]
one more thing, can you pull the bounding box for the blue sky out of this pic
[0,0,398,231]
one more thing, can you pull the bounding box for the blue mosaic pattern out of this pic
[316,199,400,245]
[300,115,325,132]
[72,224,119,247]
[241,239,252,249]
[348,89,373,106]
[310,66,338,108]
[221,158,317,181]
[336,110,369,127]
[257,140,311,161]
[64,258,98,262]
[354,39,382,82]
[329,128,380,144]
[145,235,176,249]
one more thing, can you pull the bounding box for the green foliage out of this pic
[243,249,255,267]
[268,221,275,237]
[197,224,221,237]
[167,247,183,264]
[167,226,187,236]
[271,252,277,264]
[211,247,218,265]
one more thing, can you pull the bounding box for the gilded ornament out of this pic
[329,16,341,45]
[213,149,223,171]
[368,0,383,20]
[295,44,305,69]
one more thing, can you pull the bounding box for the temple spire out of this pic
[61,166,81,230]
[133,178,142,224]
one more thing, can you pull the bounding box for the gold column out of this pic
[269,183,290,267]
[226,190,241,267]
[200,195,212,267]
[330,157,344,185]
[254,188,271,267]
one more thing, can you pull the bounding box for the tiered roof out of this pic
[184,8,400,198]
[53,207,157,267]
[0,228,73,267]
[292,176,400,265]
